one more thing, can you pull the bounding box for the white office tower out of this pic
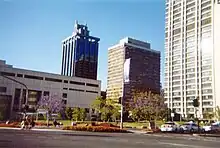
[164,0,220,119]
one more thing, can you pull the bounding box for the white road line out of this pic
[158,142,209,148]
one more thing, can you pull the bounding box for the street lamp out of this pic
[0,73,29,117]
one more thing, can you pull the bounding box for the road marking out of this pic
[159,142,209,148]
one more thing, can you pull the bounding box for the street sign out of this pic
[171,113,174,117]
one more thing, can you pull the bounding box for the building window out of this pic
[86,90,98,94]
[62,93,67,98]
[45,77,62,83]
[186,23,195,31]
[0,87,7,93]
[13,88,21,111]
[69,88,84,92]
[24,75,43,80]
[17,74,23,77]
[70,81,85,85]
[22,89,26,104]
[201,17,211,26]
[43,91,50,96]
[64,80,68,83]
[62,99,67,105]
[0,72,15,77]
[63,88,68,90]
[86,83,99,87]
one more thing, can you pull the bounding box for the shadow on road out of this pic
[62,133,112,138]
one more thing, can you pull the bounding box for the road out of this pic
[0,129,220,148]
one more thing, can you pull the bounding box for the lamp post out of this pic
[0,73,29,117]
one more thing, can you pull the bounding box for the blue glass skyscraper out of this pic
[61,21,100,80]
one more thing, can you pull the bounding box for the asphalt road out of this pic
[0,129,220,148]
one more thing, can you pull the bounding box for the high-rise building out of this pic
[107,37,160,104]
[164,0,220,118]
[61,21,100,80]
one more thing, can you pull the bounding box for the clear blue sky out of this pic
[0,0,165,91]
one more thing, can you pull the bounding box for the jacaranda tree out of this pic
[37,95,65,117]
[130,91,167,122]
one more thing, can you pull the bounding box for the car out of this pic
[160,122,181,133]
[203,121,220,133]
[181,121,204,133]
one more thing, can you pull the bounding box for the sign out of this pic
[171,113,175,117]
[124,58,131,83]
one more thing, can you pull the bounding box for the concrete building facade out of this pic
[61,21,100,80]
[107,37,160,105]
[164,0,220,118]
[0,60,101,117]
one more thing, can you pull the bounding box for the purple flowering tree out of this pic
[37,95,65,115]
[130,91,167,122]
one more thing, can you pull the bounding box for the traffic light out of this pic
[193,98,199,107]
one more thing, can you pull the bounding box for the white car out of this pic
[181,121,203,133]
[203,121,220,133]
[160,122,180,132]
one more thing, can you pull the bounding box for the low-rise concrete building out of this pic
[0,60,101,118]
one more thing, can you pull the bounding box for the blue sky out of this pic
[0,0,165,91]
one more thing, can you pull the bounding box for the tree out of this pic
[90,96,105,113]
[38,95,65,114]
[79,108,87,121]
[111,105,121,122]
[72,107,81,121]
[130,91,167,122]
[72,107,87,121]
[65,107,73,120]
[215,106,220,120]
[91,96,120,122]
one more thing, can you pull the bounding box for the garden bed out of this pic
[63,126,129,133]
[0,122,20,128]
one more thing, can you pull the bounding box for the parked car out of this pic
[181,121,204,133]
[203,121,220,133]
[160,122,182,133]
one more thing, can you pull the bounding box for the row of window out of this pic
[0,71,99,88]
[63,87,98,94]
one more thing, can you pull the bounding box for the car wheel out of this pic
[190,129,194,133]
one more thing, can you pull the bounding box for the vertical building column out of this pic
[180,0,184,117]
[66,41,70,76]
[183,0,187,117]
[61,43,65,75]
[194,0,198,118]
[73,39,77,77]
[198,0,203,117]
[70,39,74,76]
[64,42,68,75]
[166,0,170,109]
[170,0,173,111]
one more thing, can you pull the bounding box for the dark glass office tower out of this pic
[61,21,100,80]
